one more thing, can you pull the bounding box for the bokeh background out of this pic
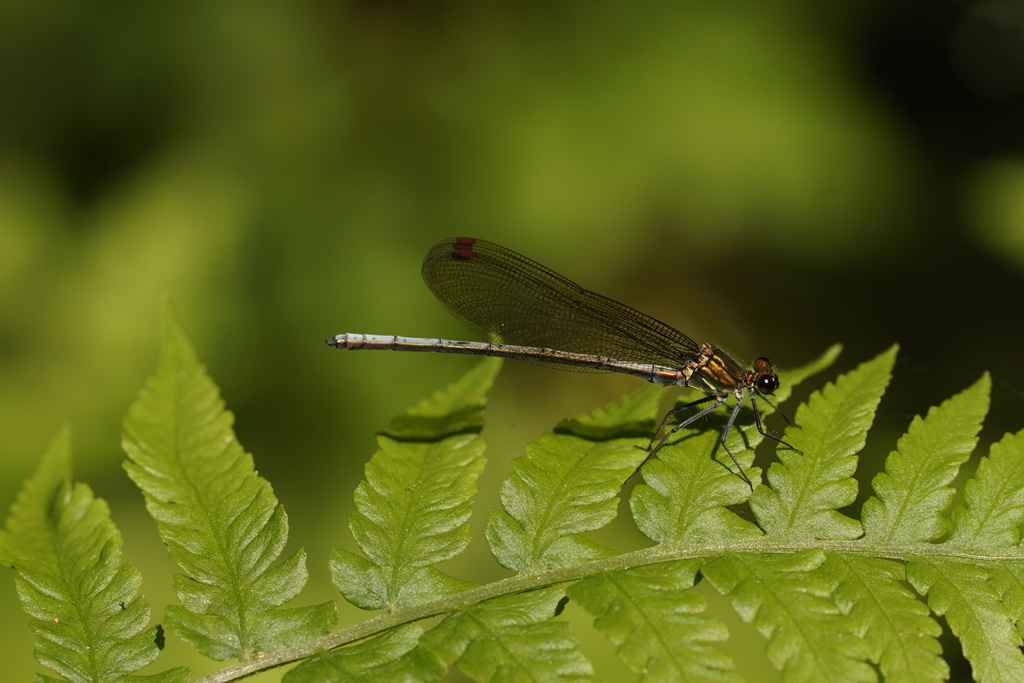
[3,2,1024,680]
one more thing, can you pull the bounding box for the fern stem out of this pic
[192,537,1015,682]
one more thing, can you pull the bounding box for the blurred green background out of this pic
[3,1,1024,680]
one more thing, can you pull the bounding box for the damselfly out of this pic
[327,237,797,489]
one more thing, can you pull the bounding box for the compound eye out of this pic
[757,373,779,394]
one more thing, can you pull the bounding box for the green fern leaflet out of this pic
[5,307,1024,682]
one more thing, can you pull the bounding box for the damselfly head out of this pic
[752,357,780,395]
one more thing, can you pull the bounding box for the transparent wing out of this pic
[421,237,701,371]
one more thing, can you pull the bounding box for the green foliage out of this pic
[0,428,189,683]
[9,313,1024,682]
[331,360,495,611]
[283,624,428,683]
[751,346,896,540]
[121,307,337,663]
[862,372,990,545]
[568,562,736,682]
[486,388,661,571]
[419,588,592,682]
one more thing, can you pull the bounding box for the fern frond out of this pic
[418,587,592,682]
[703,550,874,682]
[331,359,497,611]
[692,347,905,682]
[630,423,764,544]
[486,387,661,571]
[863,374,991,544]
[828,553,946,682]
[282,624,427,683]
[895,427,1024,682]
[18,304,1024,683]
[0,428,189,683]
[908,559,1024,682]
[751,345,897,540]
[947,428,1024,550]
[568,561,738,682]
[121,306,337,661]
[631,345,841,545]
[988,562,1024,635]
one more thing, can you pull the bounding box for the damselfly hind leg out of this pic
[646,395,717,452]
